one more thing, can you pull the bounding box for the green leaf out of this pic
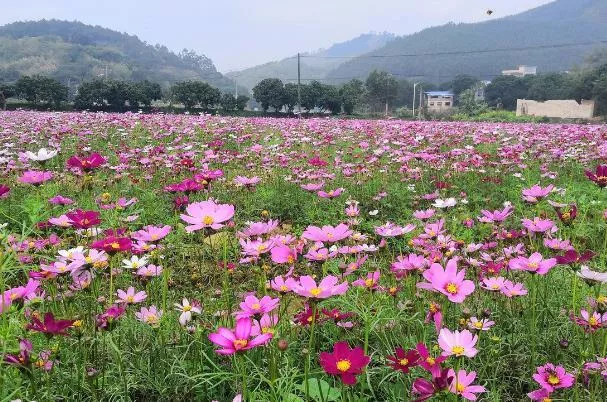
[297,378,341,402]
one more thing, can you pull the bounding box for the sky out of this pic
[0,0,555,72]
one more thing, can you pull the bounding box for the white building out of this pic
[502,65,537,77]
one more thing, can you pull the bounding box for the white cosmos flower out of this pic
[122,255,149,269]
[25,148,58,161]
[174,298,202,326]
[432,198,457,209]
[577,265,607,283]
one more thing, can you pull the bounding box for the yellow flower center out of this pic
[528,262,538,270]
[491,284,499,289]
[456,382,465,392]
[257,245,267,253]
[426,357,435,365]
[589,316,599,326]
[261,327,274,334]
[399,358,409,366]
[203,216,214,225]
[561,212,570,220]
[182,305,192,312]
[547,374,560,385]
[233,339,248,350]
[364,278,375,287]
[598,296,607,304]
[251,303,261,310]
[287,255,295,264]
[279,285,288,292]
[151,234,158,240]
[452,346,465,356]
[126,296,134,303]
[474,321,483,329]
[85,256,93,263]
[110,242,121,249]
[310,287,322,296]
[445,283,458,294]
[336,359,351,372]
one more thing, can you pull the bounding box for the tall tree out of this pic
[252,78,285,112]
[365,70,398,112]
[339,79,365,114]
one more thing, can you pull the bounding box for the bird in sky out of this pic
[486,9,494,15]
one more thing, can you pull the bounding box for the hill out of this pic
[327,0,607,84]
[0,19,235,91]
[226,32,395,91]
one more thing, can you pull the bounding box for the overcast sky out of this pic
[0,0,554,72]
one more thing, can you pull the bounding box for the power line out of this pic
[299,39,607,59]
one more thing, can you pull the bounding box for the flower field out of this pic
[2,111,607,401]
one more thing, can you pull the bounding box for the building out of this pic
[474,81,491,102]
[424,91,454,113]
[502,65,537,77]
[516,99,595,119]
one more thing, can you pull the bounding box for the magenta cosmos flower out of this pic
[180,199,235,233]
[447,369,486,401]
[438,328,478,358]
[292,275,349,299]
[66,210,101,229]
[91,236,132,254]
[131,225,171,242]
[532,363,575,392]
[26,312,74,337]
[477,206,513,224]
[18,171,53,185]
[317,188,344,198]
[66,153,106,171]
[302,223,352,242]
[521,217,555,234]
[208,317,272,355]
[417,258,475,303]
[509,252,557,275]
[319,341,370,385]
[0,184,10,199]
[585,164,607,188]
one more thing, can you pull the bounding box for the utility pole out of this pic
[412,82,420,117]
[297,52,302,116]
[419,86,423,119]
[235,81,238,98]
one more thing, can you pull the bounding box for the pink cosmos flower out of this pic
[234,176,261,187]
[136,264,163,277]
[239,238,274,257]
[270,244,298,264]
[250,313,278,336]
[235,294,280,319]
[477,206,513,224]
[413,209,436,220]
[500,280,528,297]
[543,238,574,251]
[48,215,72,228]
[527,388,552,401]
[208,317,272,355]
[417,258,475,303]
[180,199,235,233]
[438,328,478,358]
[317,188,344,198]
[391,254,428,278]
[238,220,279,237]
[0,184,10,199]
[468,317,495,332]
[419,219,446,239]
[521,217,555,234]
[300,182,324,191]
[447,369,486,401]
[571,309,607,332]
[18,171,53,185]
[292,275,349,299]
[131,225,171,242]
[302,223,352,242]
[49,195,74,205]
[116,287,147,304]
[416,342,447,377]
[345,204,360,217]
[269,275,298,293]
[522,184,554,203]
[352,270,381,290]
[174,298,202,326]
[67,153,106,171]
[374,222,416,237]
[135,306,163,327]
[532,363,575,393]
[480,276,506,291]
[509,252,557,275]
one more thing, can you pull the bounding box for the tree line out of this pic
[2,63,607,115]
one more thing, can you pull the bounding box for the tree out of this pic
[74,79,108,109]
[283,83,299,112]
[449,74,479,98]
[458,88,488,116]
[220,93,237,111]
[526,73,574,101]
[235,95,249,111]
[339,79,365,114]
[15,75,68,107]
[301,81,324,112]
[485,76,531,110]
[171,81,221,110]
[252,78,285,112]
[318,84,341,114]
[365,70,398,112]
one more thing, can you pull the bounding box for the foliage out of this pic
[74,79,162,110]
[14,75,67,107]
[457,88,488,116]
[252,78,286,112]
[170,80,221,110]
[365,70,398,112]
[339,79,365,115]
